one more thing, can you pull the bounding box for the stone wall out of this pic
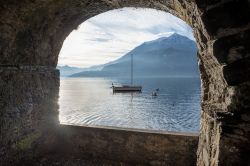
[196,2,250,164]
[0,0,250,165]
[49,125,199,166]
[0,66,59,165]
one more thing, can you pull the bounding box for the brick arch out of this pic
[0,1,249,165]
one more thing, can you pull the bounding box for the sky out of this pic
[58,8,194,68]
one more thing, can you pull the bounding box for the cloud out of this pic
[58,8,194,68]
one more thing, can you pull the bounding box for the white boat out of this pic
[113,53,142,93]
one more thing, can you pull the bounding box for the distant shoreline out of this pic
[60,76,200,79]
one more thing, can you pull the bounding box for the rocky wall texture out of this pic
[196,1,250,164]
[0,0,250,165]
[0,66,59,165]
[52,125,199,166]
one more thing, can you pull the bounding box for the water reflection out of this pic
[59,77,201,132]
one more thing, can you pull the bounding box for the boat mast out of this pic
[131,53,133,85]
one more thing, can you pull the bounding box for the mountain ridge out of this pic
[70,33,199,78]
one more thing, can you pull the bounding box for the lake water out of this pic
[59,77,201,133]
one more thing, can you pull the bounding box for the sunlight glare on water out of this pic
[59,77,201,133]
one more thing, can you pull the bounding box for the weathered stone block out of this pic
[0,66,59,165]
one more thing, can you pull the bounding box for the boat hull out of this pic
[113,86,142,92]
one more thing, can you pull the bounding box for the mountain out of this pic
[57,64,111,77]
[57,65,85,77]
[71,33,199,78]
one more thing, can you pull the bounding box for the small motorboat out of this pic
[152,91,158,96]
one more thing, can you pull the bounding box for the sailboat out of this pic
[112,53,142,92]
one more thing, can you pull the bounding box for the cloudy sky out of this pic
[58,8,194,68]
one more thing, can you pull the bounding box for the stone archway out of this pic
[0,1,249,165]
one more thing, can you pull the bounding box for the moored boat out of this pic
[112,53,142,93]
[113,85,142,92]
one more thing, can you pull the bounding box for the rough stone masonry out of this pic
[0,0,250,165]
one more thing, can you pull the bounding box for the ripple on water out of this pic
[59,77,201,132]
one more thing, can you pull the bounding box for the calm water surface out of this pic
[59,77,201,132]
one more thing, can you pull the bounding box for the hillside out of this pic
[71,33,199,78]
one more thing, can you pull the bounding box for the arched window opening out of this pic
[57,8,201,133]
